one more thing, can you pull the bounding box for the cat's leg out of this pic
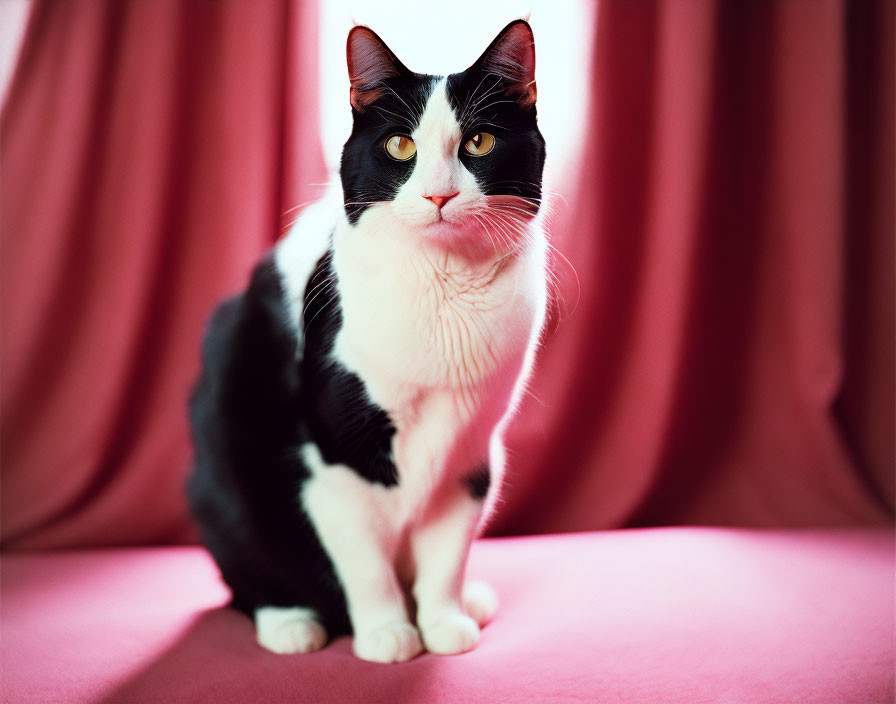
[411,481,486,655]
[462,580,499,627]
[255,606,328,655]
[301,443,423,664]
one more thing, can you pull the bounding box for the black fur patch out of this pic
[188,255,350,633]
[464,462,491,500]
[187,251,400,635]
[301,251,398,485]
[340,73,438,225]
[446,71,545,207]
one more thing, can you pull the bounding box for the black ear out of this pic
[346,26,410,111]
[470,20,537,106]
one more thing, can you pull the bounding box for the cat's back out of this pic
[187,206,340,613]
[188,252,305,511]
[188,193,337,520]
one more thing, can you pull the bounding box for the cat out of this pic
[187,19,547,664]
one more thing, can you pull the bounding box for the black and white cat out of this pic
[188,20,547,663]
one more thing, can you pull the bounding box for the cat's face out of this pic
[340,21,546,259]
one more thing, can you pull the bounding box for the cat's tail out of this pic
[463,580,499,627]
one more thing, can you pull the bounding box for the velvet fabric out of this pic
[2,0,325,548]
[1,0,893,549]
[498,0,894,534]
[2,529,893,703]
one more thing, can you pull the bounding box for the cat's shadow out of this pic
[97,606,457,704]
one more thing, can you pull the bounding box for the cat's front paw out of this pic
[256,615,328,655]
[353,621,423,663]
[419,612,480,655]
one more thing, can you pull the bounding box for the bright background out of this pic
[318,0,593,190]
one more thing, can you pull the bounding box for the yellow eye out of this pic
[463,132,495,156]
[385,135,416,160]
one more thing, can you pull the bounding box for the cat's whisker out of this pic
[458,75,496,126]
[477,215,515,253]
[470,213,500,258]
[282,202,312,217]
[485,199,580,318]
[461,79,505,125]
[379,83,419,128]
[461,95,500,129]
[545,241,581,318]
[303,296,335,331]
[482,211,534,254]
[466,98,516,124]
[281,186,343,220]
[302,279,337,319]
[302,272,335,301]
[489,203,536,215]
[372,105,415,131]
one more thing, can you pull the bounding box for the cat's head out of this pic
[340,20,546,259]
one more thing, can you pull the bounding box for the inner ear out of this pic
[469,20,537,107]
[346,26,410,111]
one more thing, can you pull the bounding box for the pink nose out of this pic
[424,192,459,209]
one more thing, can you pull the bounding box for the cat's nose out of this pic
[423,193,459,209]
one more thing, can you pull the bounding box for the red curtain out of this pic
[2,1,892,549]
[2,0,325,548]
[497,0,894,534]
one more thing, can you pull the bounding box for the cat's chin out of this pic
[419,219,519,262]
[422,218,469,236]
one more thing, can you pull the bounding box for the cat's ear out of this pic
[346,26,409,111]
[470,20,537,107]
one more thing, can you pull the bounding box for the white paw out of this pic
[420,612,480,655]
[463,580,498,626]
[353,621,423,663]
[255,607,327,655]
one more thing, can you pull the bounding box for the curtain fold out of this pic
[1,0,891,549]
[496,0,893,534]
[1,0,325,548]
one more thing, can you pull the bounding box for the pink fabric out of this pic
[1,0,325,548]
[2,528,893,703]
[498,0,895,533]
[1,1,892,547]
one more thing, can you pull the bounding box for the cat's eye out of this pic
[463,132,495,156]
[384,135,417,161]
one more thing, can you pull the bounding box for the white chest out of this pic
[322,210,546,513]
[331,215,539,413]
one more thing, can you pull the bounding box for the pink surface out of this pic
[2,528,893,703]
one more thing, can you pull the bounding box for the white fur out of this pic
[389,79,480,229]
[278,80,547,661]
[255,606,327,655]
[275,190,340,347]
[300,442,424,663]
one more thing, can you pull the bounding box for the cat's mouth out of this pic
[418,210,533,261]
[423,216,461,234]
[389,196,538,257]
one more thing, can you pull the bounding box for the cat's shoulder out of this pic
[196,192,337,383]
[274,191,340,332]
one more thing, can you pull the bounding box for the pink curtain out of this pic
[2,0,325,548]
[496,0,894,534]
[2,0,892,549]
